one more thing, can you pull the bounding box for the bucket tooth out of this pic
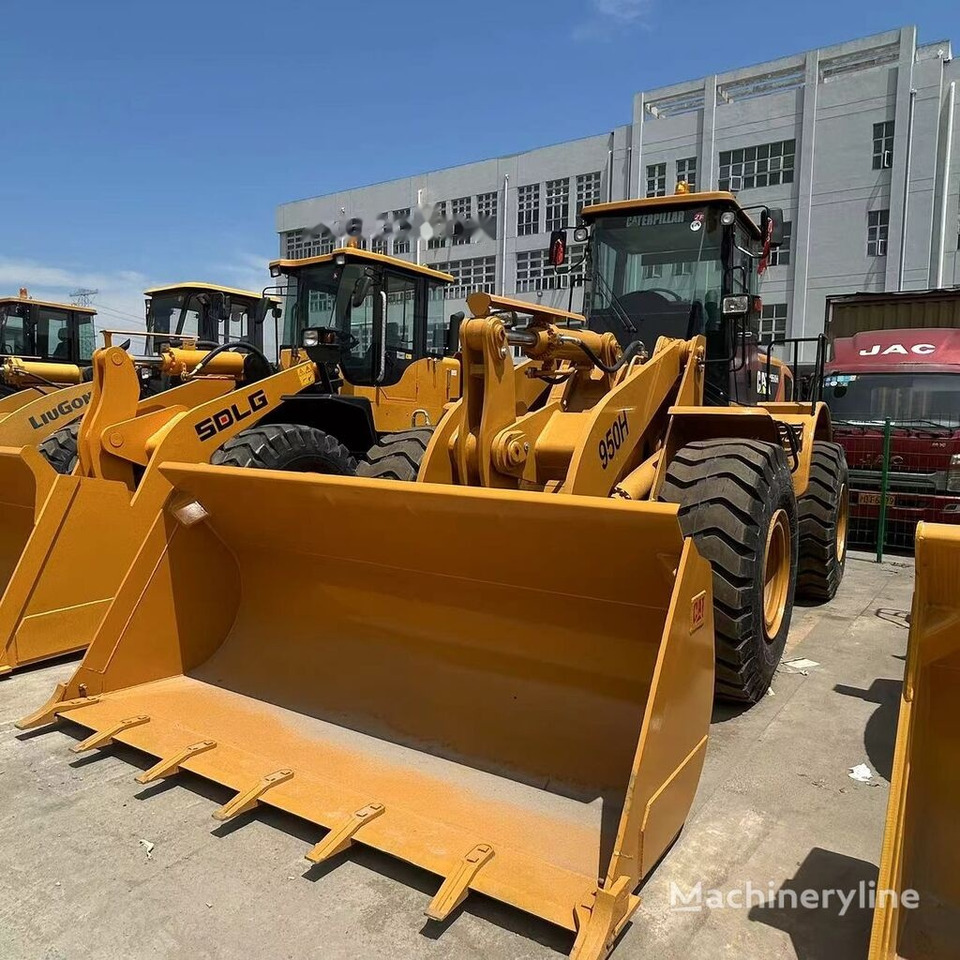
[16,685,101,730]
[71,715,150,754]
[212,769,294,822]
[135,740,218,785]
[305,802,385,864]
[424,843,495,922]
[570,876,638,960]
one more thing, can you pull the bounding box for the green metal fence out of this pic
[833,417,960,561]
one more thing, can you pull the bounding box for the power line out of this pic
[70,287,99,307]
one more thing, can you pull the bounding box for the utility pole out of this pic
[70,288,99,307]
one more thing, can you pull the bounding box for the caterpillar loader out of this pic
[0,251,459,674]
[16,191,847,959]
[869,522,959,959]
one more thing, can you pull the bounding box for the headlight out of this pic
[269,264,281,278]
[720,211,736,226]
[302,329,320,348]
[722,295,749,316]
[947,453,960,493]
[573,226,589,243]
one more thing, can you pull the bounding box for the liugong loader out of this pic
[18,192,847,959]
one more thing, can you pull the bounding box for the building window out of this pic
[444,256,496,299]
[768,220,792,267]
[872,121,894,170]
[476,191,498,239]
[676,157,697,191]
[641,263,664,280]
[718,139,796,191]
[427,201,447,250]
[760,303,788,343]
[391,207,412,255]
[283,230,335,259]
[646,163,666,198]
[452,196,471,245]
[576,172,602,216]
[371,236,387,256]
[517,184,540,236]
[867,209,889,257]
[545,178,570,232]
[515,246,585,293]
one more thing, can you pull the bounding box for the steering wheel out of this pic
[642,287,684,302]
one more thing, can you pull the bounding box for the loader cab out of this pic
[269,248,462,430]
[578,190,782,406]
[144,283,270,353]
[0,295,97,364]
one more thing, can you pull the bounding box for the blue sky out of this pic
[2,0,956,329]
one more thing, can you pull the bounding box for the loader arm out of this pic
[421,294,706,497]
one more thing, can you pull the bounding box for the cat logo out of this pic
[195,390,269,441]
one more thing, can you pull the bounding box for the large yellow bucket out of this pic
[22,465,714,959]
[869,522,960,958]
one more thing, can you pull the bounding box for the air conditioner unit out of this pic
[877,239,887,256]
[883,149,893,169]
[729,175,744,192]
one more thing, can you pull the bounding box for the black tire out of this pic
[38,420,81,475]
[659,439,799,703]
[796,441,849,603]
[356,428,434,481]
[211,423,358,475]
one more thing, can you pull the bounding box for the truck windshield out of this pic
[585,206,724,346]
[824,373,960,425]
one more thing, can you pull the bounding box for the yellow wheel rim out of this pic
[763,509,791,639]
[836,483,849,565]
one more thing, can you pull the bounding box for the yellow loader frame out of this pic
[0,341,317,675]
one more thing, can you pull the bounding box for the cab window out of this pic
[0,307,28,355]
[77,316,96,361]
[426,283,448,354]
[38,308,71,360]
[179,296,203,340]
[384,272,416,374]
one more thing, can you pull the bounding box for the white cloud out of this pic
[0,253,278,355]
[573,0,652,40]
[0,258,149,334]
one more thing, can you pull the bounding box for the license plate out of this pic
[858,492,896,506]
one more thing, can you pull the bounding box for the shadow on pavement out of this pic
[834,678,901,782]
[748,847,878,960]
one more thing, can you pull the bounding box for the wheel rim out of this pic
[763,509,791,640]
[836,483,849,565]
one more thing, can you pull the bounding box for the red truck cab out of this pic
[823,328,960,546]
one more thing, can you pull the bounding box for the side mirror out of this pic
[351,275,373,308]
[549,230,567,267]
[446,312,464,355]
[761,207,785,247]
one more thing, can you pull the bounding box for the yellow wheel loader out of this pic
[14,192,847,960]
[213,247,462,475]
[0,293,100,452]
[869,522,959,959]
[33,281,283,474]
[0,252,459,674]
